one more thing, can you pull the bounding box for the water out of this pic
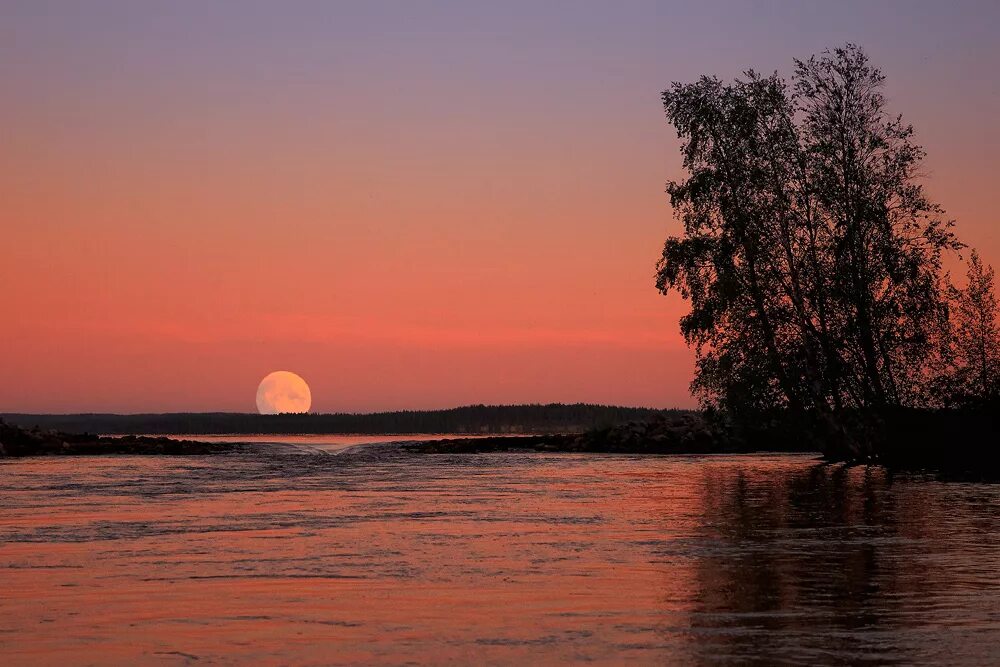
[140,433,510,454]
[2,438,999,665]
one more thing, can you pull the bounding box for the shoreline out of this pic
[0,421,242,457]
[4,409,998,478]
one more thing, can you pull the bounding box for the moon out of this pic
[256,371,312,415]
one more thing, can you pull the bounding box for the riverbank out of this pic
[0,420,235,457]
[5,408,996,475]
[403,411,816,455]
[867,408,1000,473]
[402,408,1000,476]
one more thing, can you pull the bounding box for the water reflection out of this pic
[1,448,998,664]
[684,463,1000,665]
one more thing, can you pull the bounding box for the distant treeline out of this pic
[2,403,680,436]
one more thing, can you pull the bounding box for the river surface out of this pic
[2,437,999,665]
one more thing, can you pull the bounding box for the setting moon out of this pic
[256,371,312,415]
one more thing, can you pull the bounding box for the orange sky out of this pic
[2,3,997,412]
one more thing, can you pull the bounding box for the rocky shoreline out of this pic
[7,409,995,474]
[403,412,817,455]
[403,409,1000,476]
[2,411,816,459]
[0,420,234,457]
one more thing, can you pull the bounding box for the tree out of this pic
[793,47,960,409]
[656,71,813,416]
[948,251,1000,403]
[656,45,965,436]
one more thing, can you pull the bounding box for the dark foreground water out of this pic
[1,441,999,665]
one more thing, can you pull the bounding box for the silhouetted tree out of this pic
[656,45,982,449]
[794,48,960,409]
[657,69,817,416]
[944,252,1000,404]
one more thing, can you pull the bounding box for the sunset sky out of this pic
[2,1,998,413]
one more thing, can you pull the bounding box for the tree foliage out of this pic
[940,252,1000,404]
[656,45,996,426]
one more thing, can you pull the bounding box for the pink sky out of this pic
[2,2,997,412]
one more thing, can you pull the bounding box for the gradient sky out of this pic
[2,1,998,413]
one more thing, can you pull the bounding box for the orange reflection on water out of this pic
[2,450,999,664]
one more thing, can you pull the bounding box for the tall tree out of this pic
[794,46,960,408]
[657,45,964,428]
[657,72,813,416]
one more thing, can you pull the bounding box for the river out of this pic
[2,438,998,664]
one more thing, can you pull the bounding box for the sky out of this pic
[2,1,998,413]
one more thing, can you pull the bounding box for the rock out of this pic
[0,419,233,458]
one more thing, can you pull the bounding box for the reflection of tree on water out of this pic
[687,464,898,663]
[651,461,1000,665]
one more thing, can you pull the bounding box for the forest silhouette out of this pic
[1,403,670,436]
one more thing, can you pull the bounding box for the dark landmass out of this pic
[869,407,1000,473]
[403,407,1000,476]
[405,412,816,455]
[0,420,236,458]
[4,406,995,476]
[0,403,676,436]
